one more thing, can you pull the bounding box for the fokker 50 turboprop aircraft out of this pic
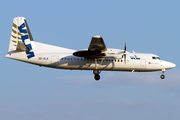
[5,17,176,80]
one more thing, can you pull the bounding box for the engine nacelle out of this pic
[104,52,123,59]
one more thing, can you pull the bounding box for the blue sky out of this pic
[1,0,180,120]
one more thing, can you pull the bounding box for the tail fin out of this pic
[7,17,35,59]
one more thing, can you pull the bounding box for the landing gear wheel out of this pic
[94,75,100,81]
[160,74,165,79]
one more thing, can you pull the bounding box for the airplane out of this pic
[5,17,176,80]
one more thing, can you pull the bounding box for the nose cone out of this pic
[161,61,176,69]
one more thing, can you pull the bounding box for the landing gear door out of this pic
[140,59,146,68]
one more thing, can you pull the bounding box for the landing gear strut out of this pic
[93,69,101,81]
[160,69,165,79]
[93,58,104,81]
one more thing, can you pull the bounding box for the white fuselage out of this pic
[6,17,176,80]
[5,42,175,72]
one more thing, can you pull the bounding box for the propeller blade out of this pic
[124,42,126,64]
[124,42,126,52]
[124,54,126,64]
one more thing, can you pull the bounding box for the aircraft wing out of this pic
[73,36,107,58]
[88,36,107,52]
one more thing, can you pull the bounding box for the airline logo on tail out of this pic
[11,19,35,59]
[11,23,23,47]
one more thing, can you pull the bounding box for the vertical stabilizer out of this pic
[7,17,35,59]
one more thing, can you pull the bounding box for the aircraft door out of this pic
[140,59,146,68]
[51,55,59,65]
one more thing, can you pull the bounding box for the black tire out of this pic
[94,75,100,81]
[160,75,165,79]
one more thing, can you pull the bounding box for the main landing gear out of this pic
[93,70,101,81]
[160,69,165,79]
[93,58,104,81]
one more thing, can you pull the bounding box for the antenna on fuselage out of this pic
[133,51,137,58]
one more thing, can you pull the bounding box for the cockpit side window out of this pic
[152,57,156,59]
[157,57,160,60]
[152,56,161,60]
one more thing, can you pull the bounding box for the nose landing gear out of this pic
[160,69,165,79]
[160,74,165,79]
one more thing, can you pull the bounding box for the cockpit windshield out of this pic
[152,56,161,60]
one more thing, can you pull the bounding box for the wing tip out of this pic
[93,35,102,38]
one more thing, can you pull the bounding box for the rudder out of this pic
[7,17,35,59]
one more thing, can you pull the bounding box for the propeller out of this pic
[124,42,126,52]
[123,42,127,64]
